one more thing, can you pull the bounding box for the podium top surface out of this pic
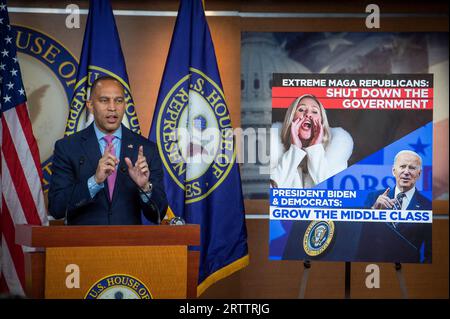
[15,224,200,248]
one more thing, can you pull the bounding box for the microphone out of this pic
[169,216,186,225]
[64,156,85,226]
[121,164,161,225]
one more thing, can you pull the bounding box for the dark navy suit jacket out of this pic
[359,188,432,263]
[48,124,168,225]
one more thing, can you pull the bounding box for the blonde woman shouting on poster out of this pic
[271,94,354,188]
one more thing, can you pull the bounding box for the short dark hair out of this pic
[89,75,124,98]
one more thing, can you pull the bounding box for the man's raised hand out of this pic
[95,143,119,184]
[125,145,150,189]
[373,187,395,209]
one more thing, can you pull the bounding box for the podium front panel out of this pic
[45,245,187,299]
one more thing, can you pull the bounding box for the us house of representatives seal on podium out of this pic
[85,274,152,299]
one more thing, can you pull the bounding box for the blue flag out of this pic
[149,0,249,296]
[65,0,140,136]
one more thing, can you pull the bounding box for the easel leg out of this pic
[345,262,351,299]
[298,260,311,299]
[395,263,408,299]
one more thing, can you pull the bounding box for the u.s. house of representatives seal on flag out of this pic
[65,0,140,137]
[156,67,235,203]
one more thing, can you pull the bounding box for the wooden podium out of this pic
[15,224,200,299]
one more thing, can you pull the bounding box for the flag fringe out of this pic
[197,254,249,297]
[165,206,176,220]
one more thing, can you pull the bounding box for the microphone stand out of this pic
[120,166,161,225]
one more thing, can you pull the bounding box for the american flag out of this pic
[0,1,47,296]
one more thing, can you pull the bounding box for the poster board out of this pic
[269,73,433,263]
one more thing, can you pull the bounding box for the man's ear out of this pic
[86,99,93,114]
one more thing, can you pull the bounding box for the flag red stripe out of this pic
[15,103,44,181]
[1,197,26,290]
[0,272,10,294]
[1,117,42,226]
[1,3,46,297]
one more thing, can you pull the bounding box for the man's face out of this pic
[392,153,422,192]
[86,79,125,134]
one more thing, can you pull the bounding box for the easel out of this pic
[298,261,409,299]
[298,260,311,298]
[395,263,409,299]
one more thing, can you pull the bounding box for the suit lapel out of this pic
[81,124,102,172]
[81,124,110,203]
[407,188,421,210]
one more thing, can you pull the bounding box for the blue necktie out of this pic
[393,192,406,210]
[392,192,406,228]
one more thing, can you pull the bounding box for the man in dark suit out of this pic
[48,76,167,225]
[360,150,432,263]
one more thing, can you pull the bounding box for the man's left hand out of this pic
[125,145,150,189]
